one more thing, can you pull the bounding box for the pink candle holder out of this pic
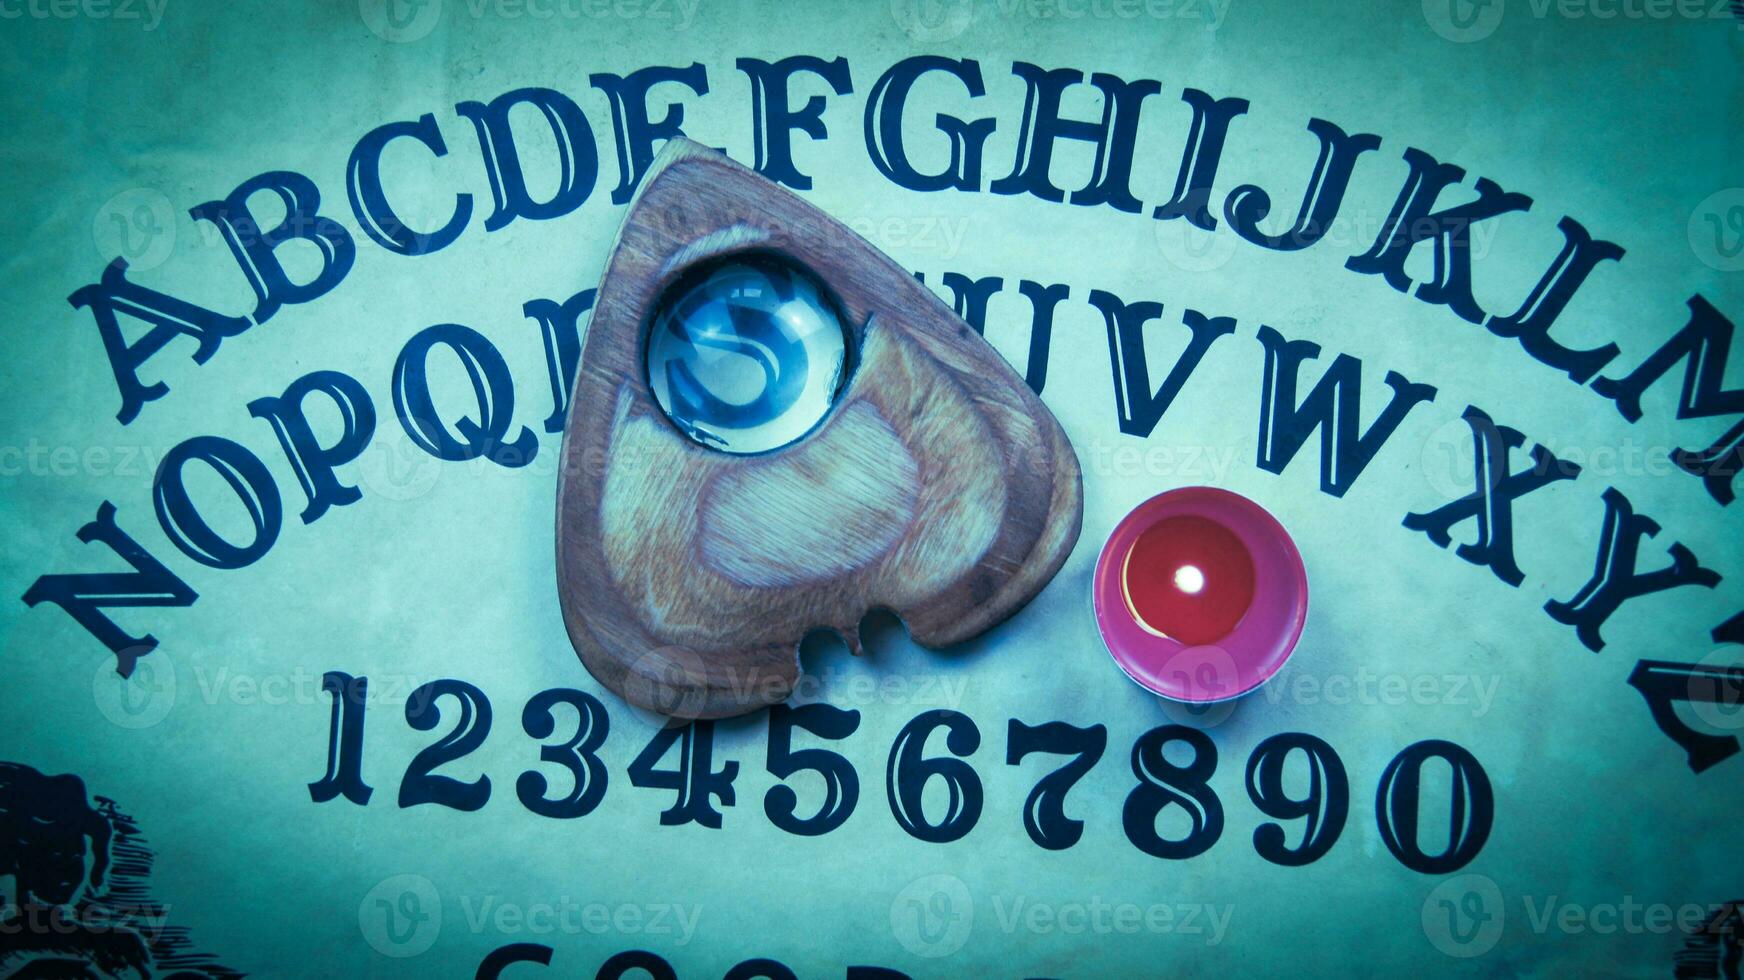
[1093,486,1308,704]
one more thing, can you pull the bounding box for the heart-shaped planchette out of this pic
[556,139,1083,720]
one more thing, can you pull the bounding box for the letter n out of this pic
[21,502,198,677]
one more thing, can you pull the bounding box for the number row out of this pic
[311,673,1493,874]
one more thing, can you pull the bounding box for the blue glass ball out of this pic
[645,254,849,454]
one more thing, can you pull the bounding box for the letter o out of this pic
[153,435,283,568]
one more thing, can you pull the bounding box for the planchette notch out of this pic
[556,139,1082,720]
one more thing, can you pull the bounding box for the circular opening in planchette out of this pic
[645,253,850,454]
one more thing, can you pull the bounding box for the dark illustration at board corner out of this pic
[0,762,240,979]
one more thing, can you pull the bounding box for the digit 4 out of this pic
[628,720,739,828]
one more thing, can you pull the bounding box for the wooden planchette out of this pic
[556,139,1083,720]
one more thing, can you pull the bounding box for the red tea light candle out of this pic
[1094,487,1308,703]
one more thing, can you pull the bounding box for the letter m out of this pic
[1592,296,1744,505]
[21,502,198,677]
[1256,325,1437,498]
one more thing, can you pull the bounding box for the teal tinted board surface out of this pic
[1,2,1741,976]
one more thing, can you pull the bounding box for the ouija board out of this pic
[1,1,1742,977]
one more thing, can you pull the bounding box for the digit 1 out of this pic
[309,671,372,805]
[628,721,739,828]
[1376,739,1494,874]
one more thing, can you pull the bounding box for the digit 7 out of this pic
[1006,719,1107,850]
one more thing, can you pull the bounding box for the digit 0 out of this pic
[1375,739,1494,874]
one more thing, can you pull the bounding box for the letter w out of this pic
[1256,325,1437,497]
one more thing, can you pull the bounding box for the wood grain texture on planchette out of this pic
[556,139,1083,720]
